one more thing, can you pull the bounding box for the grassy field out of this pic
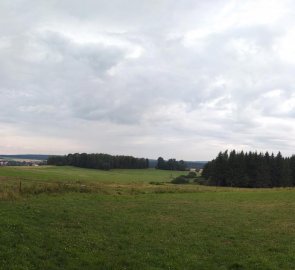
[0,166,186,183]
[1,166,295,269]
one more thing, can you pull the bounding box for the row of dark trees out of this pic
[47,153,149,170]
[156,157,186,171]
[202,150,295,188]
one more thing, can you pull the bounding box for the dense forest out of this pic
[202,150,295,187]
[156,157,186,171]
[47,153,149,170]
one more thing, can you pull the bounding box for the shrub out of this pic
[193,177,207,185]
[149,181,164,185]
[187,171,197,178]
[171,176,190,184]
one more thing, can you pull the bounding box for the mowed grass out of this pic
[1,166,295,269]
[0,166,184,184]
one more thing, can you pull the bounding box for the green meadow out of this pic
[1,166,295,269]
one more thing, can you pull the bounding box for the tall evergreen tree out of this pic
[202,150,295,188]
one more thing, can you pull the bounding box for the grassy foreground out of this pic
[1,166,295,269]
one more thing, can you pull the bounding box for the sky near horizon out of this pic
[1,0,295,160]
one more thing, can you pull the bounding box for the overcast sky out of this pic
[1,0,295,160]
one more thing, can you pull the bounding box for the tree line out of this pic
[156,157,186,171]
[47,153,149,170]
[202,150,295,187]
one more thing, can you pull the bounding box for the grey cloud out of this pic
[1,0,295,159]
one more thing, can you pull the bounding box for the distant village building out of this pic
[0,161,8,166]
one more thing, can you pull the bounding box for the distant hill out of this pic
[148,159,207,169]
[185,161,208,169]
[0,155,49,161]
[148,159,158,168]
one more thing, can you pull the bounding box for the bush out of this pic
[149,181,163,185]
[187,171,197,178]
[193,177,207,185]
[171,176,190,184]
